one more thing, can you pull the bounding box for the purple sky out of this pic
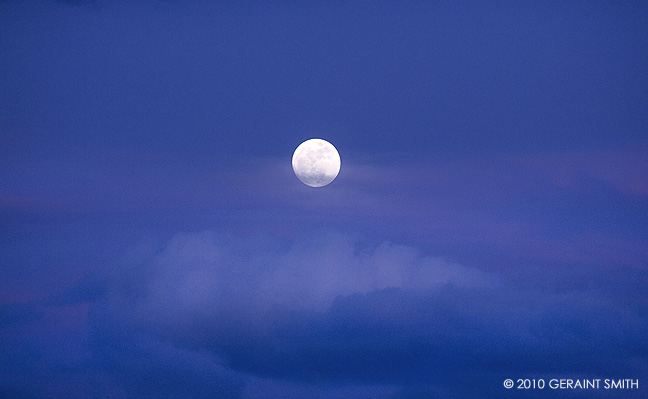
[1,1,647,398]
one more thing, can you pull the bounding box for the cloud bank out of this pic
[38,231,638,398]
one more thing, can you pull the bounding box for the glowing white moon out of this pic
[292,139,341,187]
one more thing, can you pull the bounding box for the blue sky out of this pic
[1,1,647,398]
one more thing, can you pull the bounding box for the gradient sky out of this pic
[1,1,647,398]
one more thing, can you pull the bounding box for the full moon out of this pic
[292,138,341,187]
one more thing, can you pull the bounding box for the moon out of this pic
[292,139,341,187]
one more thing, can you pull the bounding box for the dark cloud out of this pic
[90,333,244,399]
[46,275,107,306]
[55,0,92,5]
[0,302,42,330]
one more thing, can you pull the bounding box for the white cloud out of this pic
[125,231,494,326]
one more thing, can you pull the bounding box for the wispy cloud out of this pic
[516,147,648,196]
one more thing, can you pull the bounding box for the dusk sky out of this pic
[1,1,647,398]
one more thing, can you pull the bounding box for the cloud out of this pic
[1,230,646,398]
[112,231,492,320]
[515,147,648,196]
[0,303,42,330]
[90,332,244,399]
[3,147,645,272]
[46,275,107,306]
[55,0,92,5]
[80,231,647,398]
